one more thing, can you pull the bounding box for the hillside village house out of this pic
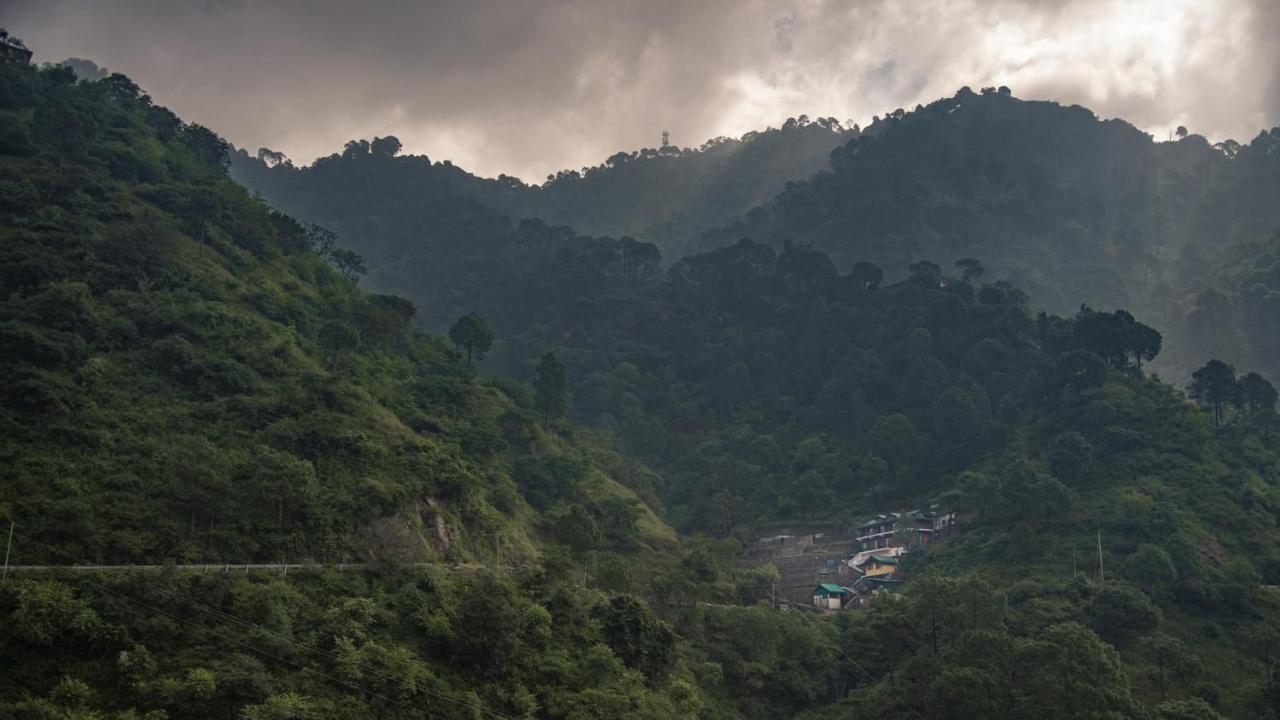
[854,508,957,552]
[812,583,849,610]
[805,506,959,612]
[855,513,898,551]
[844,506,959,588]
[848,575,903,607]
[862,554,899,577]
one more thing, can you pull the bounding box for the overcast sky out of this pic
[8,0,1280,181]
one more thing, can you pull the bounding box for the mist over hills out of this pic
[232,86,1280,382]
[8,28,1280,720]
[711,88,1280,378]
[230,116,856,270]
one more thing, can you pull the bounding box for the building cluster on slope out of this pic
[811,507,958,611]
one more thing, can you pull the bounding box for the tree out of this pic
[241,693,335,720]
[1074,306,1159,370]
[933,386,982,446]
[1056,350,1107,394]
[619,237,661,284]
[0,28,33,65]
[341,139,370,159]
[954,257,984,283]
[554,504,600,552]
[598,596,676,685]
[184,187,221,245]
[909,260,942,288]
[1123,544,1177,590]
[850,260,883,290]
[595,496,643,546]
[370,135,402,157]
[451,576,527,677]
[1021,622,1141,718]
[11,580,103,645]
[1139,633,1201,701]
[778,242,837,294]
[1264,668,1280,718]
[182,123,229,169]
[926,666,1003,719]
[1090,583,1160,642]
[998,460,1074,524]
[448,313,493,368]
[1188,359,1240,426]
[104,72,145,102]
[907,327,933,356]
[869,413,919,476]
[533,351,568,423]
[1048,431,1094,486]
[256,147,288,167]
[305,224,339,260]
[1221,557,1262,612]
[318,320,359,371]
[1130,321,1163,370]
[34,95,94,168]
[1240,371,1277,417]
[329,248,366,284]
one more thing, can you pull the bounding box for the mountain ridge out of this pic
[7,35,1280,720]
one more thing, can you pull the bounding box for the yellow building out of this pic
[863,555,899,577]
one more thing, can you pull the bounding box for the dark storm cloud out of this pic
[7,0,1279,181]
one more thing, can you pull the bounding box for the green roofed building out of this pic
[813,583,849,610]
[848,575,903,608]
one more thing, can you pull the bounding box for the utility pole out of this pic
[1096,530,1104,583]
[2,522,13,585]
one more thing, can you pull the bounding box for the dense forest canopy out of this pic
[233,87,1280,386]
[4,29,1280,720]
[0,39,716,719]
[708,89,1280,382]
[229,117,856,274]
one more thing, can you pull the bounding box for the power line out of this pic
[2,521,13,584]
[8,555,448,720]
[20,532,517,719]
[11,531,934,717]
[12,530,518,720]
[825,616,930,720]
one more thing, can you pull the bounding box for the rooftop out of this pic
[857,512,899,527]
[854,575,902,587]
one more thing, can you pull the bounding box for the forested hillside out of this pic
[0,38,711,719]
[234,86,1280,384]
[229,117,854,270]
[224,91,1280,718]
[1195,233,1280,382]
[6,29,1280,720]
[473,117,856,259]
[0,54,575,568]
[710,88,1280,380]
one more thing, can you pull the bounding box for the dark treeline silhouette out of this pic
[233,88,1280,387]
